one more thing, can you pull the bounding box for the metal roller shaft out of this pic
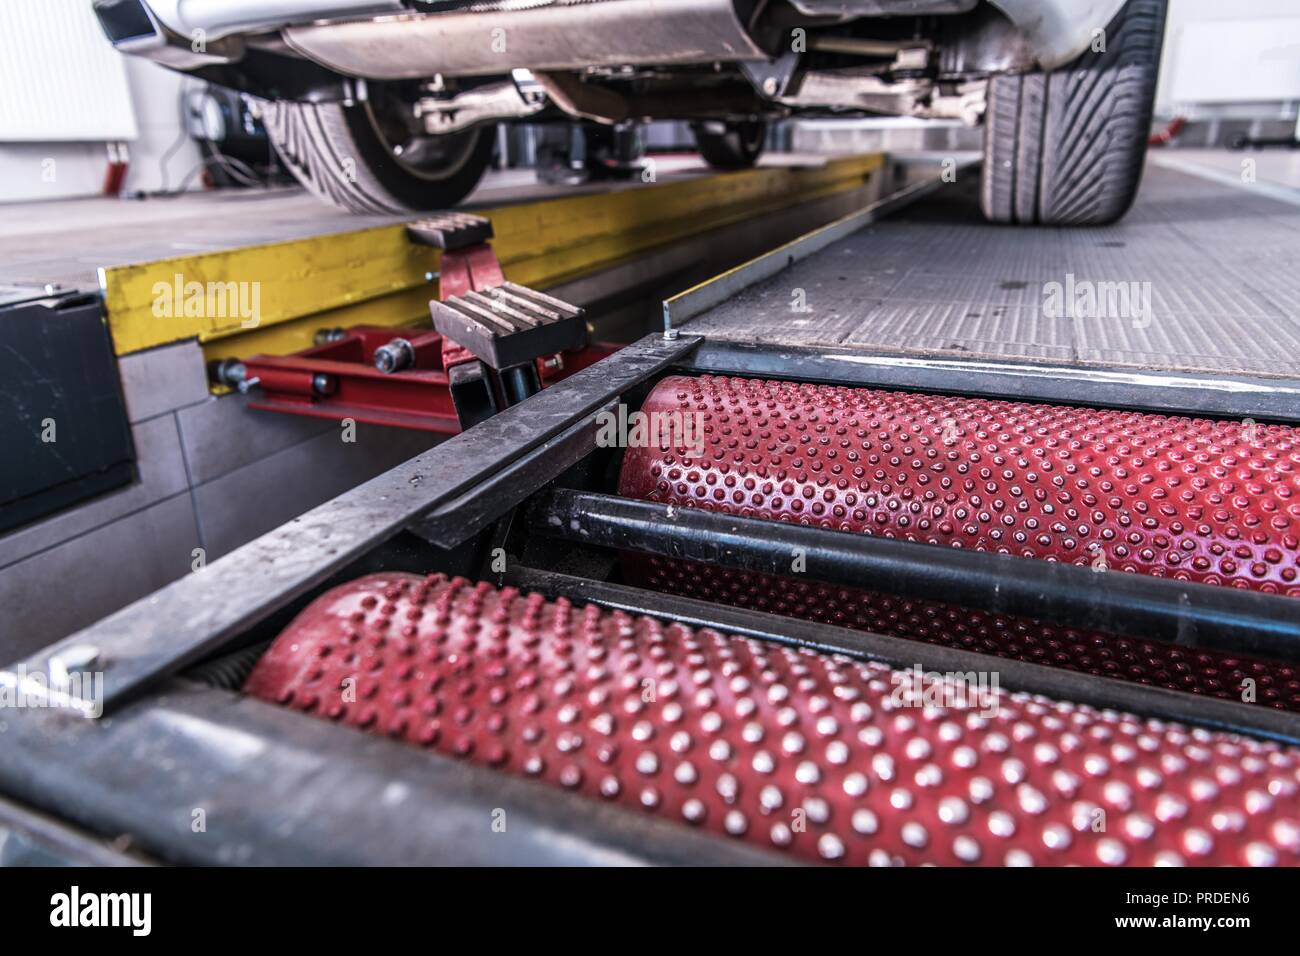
[246,573,1300,866]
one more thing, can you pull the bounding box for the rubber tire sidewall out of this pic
[980,0,1167,226]
[262,98,496,214]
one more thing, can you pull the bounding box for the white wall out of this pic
[0,12,201,204]
[118,56,206,196]
[1157,0,1300,115]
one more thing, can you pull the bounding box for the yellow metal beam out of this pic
[100,153,883,365]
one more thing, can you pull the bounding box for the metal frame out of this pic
[686,340,1300,425]
[7,324,1300,864]
[97,153,884,361]
[0,333,750,866]
[7,158,1300,866]
[3,334,698,713]
[0,678,781,866]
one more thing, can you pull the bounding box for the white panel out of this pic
[0,0,138,141]
[1168,18,1300,105]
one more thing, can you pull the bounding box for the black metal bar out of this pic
[499,362,542,404]
[3,333,699,714]
[0,683,784,866]
[447,359,498,431]
[530,489,1300,664]
[684,340,1300,424]
[502,566,1300,745]
[412,400,615,549]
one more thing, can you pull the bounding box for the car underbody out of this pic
[97,0,1121,129]
[95,0,1160,223]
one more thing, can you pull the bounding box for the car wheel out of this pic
[259,88,495,214]
[691,120,766,170]
[980,0,1167,226]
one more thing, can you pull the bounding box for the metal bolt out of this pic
[213,358,248,390]
[312,373,337,396]
[762,77,778,96]
[374,338,416,374]
[663,327,680,341]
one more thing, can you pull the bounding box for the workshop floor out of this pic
[681,157,1300,379]
[1152,147,1300,191]
[0,153,837,293]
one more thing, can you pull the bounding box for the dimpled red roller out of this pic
[620,375,1300,592]
[616,375,1300,709]
[246,573,1300,866]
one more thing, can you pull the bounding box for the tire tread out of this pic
[980,0,1167,226]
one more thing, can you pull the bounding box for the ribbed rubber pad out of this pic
[618,376,1300,709]
[246,573,1300,866]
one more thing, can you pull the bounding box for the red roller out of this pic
[617,375,1300,709]
[246,573,1300,866]
[620,376,1300,592]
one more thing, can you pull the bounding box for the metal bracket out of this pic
[741,48,803,99]
[406,212,494,252]
[414,72,546,135]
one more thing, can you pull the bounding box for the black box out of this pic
[0,289,135,535]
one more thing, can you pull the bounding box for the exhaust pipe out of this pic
[282,0,767,80]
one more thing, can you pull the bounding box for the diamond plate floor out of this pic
[682,162,1300,379]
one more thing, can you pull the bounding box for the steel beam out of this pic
[3,334,698,713]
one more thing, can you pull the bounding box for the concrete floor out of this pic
[1150,147,1300,196]
[0,153,836,294]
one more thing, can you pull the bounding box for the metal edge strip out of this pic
[662,160,977,332]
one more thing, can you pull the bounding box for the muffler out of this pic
[282,0,767,80]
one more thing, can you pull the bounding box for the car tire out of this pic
[980,0,1167,226]
[691,120,766,170]
[259,98,495,214]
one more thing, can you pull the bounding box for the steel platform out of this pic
[676,163,1300,381]
[5,152,1300,868]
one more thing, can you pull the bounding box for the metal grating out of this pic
[682,165,1300,379]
